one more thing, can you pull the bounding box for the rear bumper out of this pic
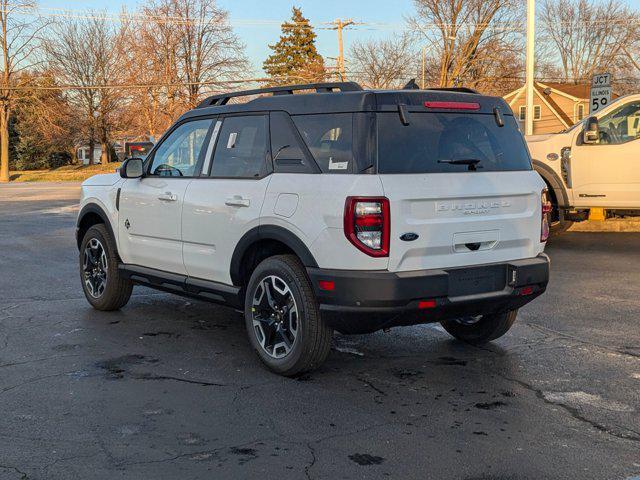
[307,254,550,334]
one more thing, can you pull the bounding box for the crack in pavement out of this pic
[116,438,277,467]
[355,374,388,397]
[1,371,75,396]
[132,373,226,387]
[303,441,317,480]
[0,354,82,369]
[525,323,640,360]
[497,372,640,443]
[0,463,29,479]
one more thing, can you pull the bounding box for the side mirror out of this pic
[120,157,144,178]
[583,116,600,144]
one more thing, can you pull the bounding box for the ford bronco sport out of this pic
[77,82,550,375]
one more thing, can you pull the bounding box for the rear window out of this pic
[292,114,353,173]
[377,113,531,174]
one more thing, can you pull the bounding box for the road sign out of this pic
[590,73,612,114]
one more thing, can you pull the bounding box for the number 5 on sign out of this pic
[590,73,612,115]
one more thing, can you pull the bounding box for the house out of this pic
[76,142,125,165]
[76,145,102,165]
[503,82,596,134]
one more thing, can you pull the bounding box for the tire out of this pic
[440,310,518,345]
[544,183,572,236]
[549,203,573,236]
[79,224,133,311]
[244,254,332,376]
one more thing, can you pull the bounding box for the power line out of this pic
[3,3,639,30]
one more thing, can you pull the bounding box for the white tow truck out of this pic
[527,94,640,233]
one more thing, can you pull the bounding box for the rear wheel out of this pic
[440,310,518,345]
[79,224,133,311]
[244,254,332,376]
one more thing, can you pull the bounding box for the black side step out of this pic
[119,264,243,309]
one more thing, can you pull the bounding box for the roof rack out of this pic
[197,82,363,108]
[425,87,480,94]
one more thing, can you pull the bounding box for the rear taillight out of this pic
[344,197,390,257]
[541,189,552,242]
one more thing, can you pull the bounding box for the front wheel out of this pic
[79,224,133,311]
[440,310,518,345]
[549,203,573,236]
[244,255,332,376]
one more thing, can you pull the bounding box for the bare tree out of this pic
[174,0,247,108]
[120,0,247,141]
[45,14,126,165]
[349,35,418,89]
[121,4,181,139]
[0,0,48,181]
[540,0,636,84]
[407,0,521,90]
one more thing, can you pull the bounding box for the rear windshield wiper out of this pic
[437,158,482,171]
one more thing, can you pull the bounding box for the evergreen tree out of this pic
[263,7,325,85]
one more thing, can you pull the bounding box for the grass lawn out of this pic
[9,162,121,182]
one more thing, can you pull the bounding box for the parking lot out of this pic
[1,182,639,480]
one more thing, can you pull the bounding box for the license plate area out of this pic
[447,265,507,297]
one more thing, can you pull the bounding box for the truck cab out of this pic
[527,94,640,232]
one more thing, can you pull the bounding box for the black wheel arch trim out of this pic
[76,203,117,251]
[532,160,570,208]
[230,225,318,286]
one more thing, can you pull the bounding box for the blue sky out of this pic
[38,0,639,75]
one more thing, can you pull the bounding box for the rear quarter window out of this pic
[292,114,353,173]
[377,112,532,174]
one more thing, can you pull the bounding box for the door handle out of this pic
[158,192,178,202]
[225,195,251,207]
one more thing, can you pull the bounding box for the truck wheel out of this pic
[549,203,573,236]
[440,310,518,345]
[79,224,133,311]
[544,186,572,236]
[244,254,332,376]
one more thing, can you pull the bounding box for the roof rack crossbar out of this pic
[197,82,363,108]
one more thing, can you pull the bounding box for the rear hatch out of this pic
[375,99,544,272]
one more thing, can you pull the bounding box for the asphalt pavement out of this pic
[1,182,639,480]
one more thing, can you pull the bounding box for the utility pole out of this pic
[421,47,426,89]
[525,0,535,136]
[329,19,355,81]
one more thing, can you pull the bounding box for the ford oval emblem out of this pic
[400,232,419,242]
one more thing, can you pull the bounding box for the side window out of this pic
[270,112,315,173]
[149,119,213,177]
[292,113,353,173]
[533,105,541,121]
[210,115,268,178]
[597,101,640,145]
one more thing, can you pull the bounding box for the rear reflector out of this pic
[424,101,481,110]
[418,299,437,309]
[518,286,534,296]
[318,280,335,291]
[541,189,552,242]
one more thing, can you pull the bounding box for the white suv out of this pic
[76,82,550,375]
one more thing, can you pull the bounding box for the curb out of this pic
[568,219,640,232]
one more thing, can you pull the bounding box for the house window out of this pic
[534,105,541,121]
[519,106,526,121]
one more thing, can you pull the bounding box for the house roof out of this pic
[539,82,590,99]
[534,84,574,127]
